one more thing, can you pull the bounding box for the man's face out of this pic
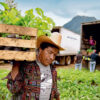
[38,46,59,66]
[90,36,93,40]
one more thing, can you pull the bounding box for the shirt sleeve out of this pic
[54,88,60,99]
[6,61,24,94]
[96,54,99,57]
[7,72,23,94]
[53,67,60,99]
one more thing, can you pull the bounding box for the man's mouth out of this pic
[46,60,52,64]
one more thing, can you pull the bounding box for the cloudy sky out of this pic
[0,0,100,26]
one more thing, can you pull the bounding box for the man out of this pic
[89,49,100,72]
[74,51,83,70]
[6,33,64,100]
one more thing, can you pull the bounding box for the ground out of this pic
[0,63,74,71]
[0,63,100,70]
[0,63,12,70]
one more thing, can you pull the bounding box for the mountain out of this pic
[63,15,97,34]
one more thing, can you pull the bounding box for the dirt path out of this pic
[56,64,74,69]
[0,63,12,71]
[0,63,74,70]
[0,63,100,70]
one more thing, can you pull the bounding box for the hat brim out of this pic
[37,35,64,50]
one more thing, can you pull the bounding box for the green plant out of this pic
[0,70,11,100]
[0,1,55,38]
[57,68,100,100]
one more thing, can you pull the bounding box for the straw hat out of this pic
[37,32,64,50]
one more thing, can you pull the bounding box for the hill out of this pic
[63,15,97,34]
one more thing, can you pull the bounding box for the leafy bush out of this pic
[0,69,11,100]
[57,68,100,100]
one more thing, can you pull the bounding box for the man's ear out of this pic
[39,48,42,54]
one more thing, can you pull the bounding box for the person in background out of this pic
[74,51,83,70]
[82,50,91,69]
[5,33,64,100]
[89,36,96,49]
[89,49,100,72]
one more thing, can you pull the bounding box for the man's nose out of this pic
[50,54,55,60]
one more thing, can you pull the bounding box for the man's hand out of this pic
[74,56,77,64]
[11,62,20,80]
[56,96,60,100]
[98,52,100,56]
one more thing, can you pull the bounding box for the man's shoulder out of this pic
[21,61,38,69]
[24,61,37,64]
[50,64,56,71]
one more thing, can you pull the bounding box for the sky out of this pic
[0,0,100,26]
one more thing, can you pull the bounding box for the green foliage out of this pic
[87,48,93,53]
[57,68,100,100]
[35,8,44,17]
[5,0,17,10]
[0,2,10,10]
[0,69,11,100]
[0,2,55,38]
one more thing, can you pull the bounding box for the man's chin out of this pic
[44,63,50,66]
[44,62,52,66]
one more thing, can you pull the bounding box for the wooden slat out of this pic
[30,37,36,51]
[0,24,37,36]
[0,50,36,61]
[0,37,36,48]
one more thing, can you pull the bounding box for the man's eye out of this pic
[49,52,52,54]
[54,54,57,57]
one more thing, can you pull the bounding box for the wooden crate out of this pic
[0,24,37,61]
